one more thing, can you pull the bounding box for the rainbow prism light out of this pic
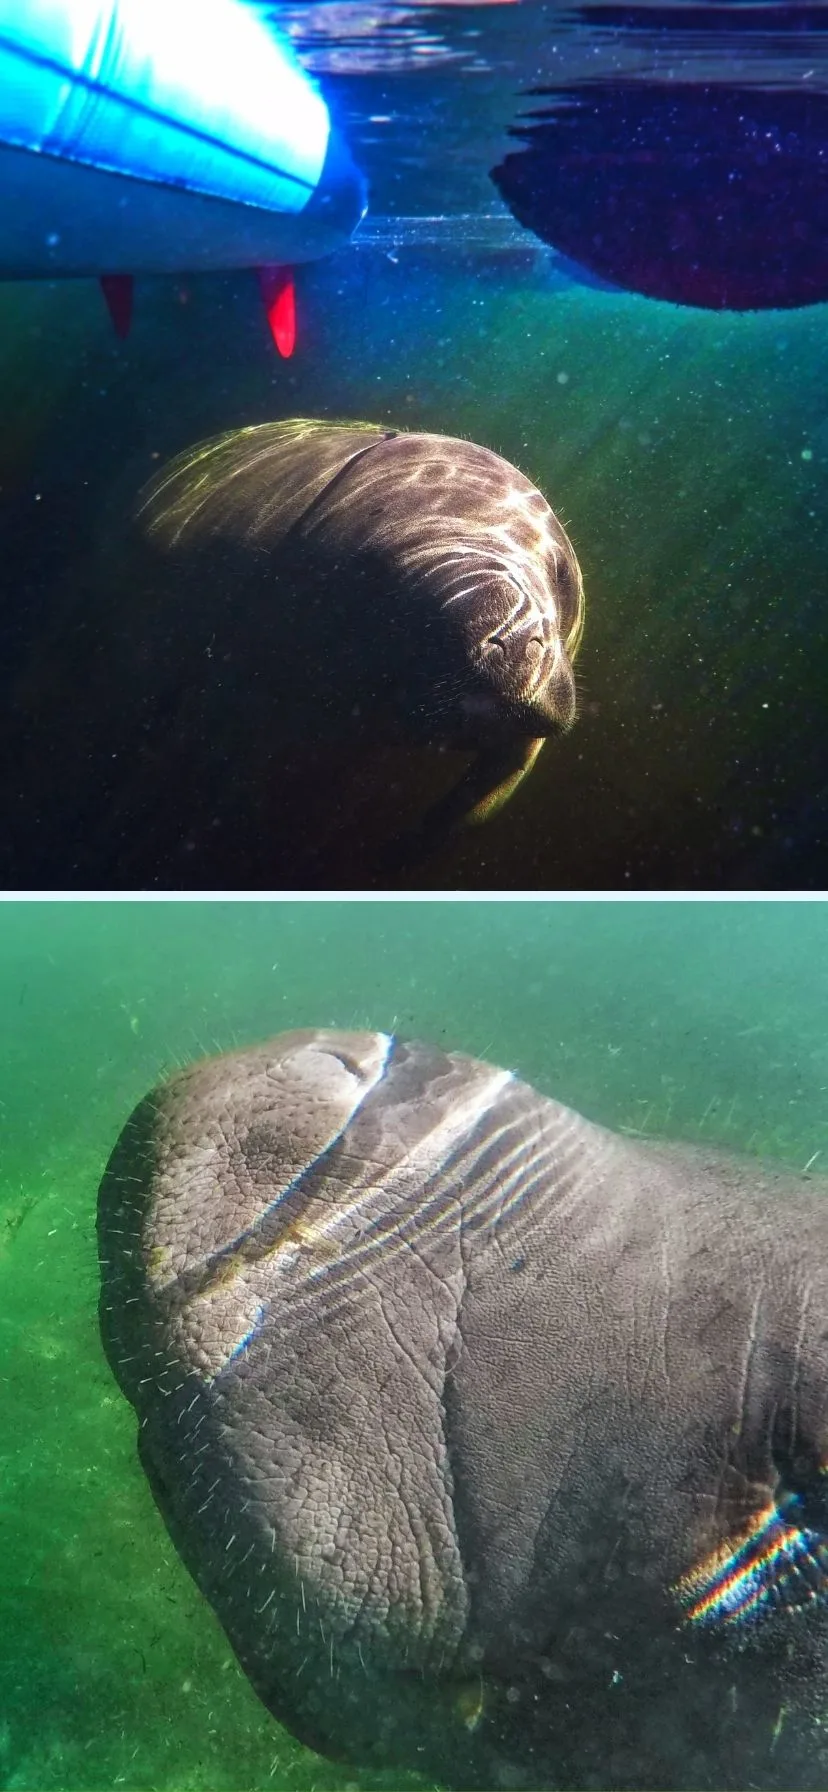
[676,1491,828,1629]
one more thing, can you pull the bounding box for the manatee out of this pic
[137,421,585,842]
[98,1029,828,1788]
[6,422,584,885]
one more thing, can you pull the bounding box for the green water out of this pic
[3,897,828,1789]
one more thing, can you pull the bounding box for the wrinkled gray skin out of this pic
[98,1031,828,1789]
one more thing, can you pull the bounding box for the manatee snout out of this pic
[430,515,583,747]
[468,615,577,737]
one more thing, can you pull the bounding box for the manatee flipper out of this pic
[460,735,546,825]
[379,736,546,875]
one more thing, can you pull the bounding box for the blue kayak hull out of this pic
[0,0,366,276]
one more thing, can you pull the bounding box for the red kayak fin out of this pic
[99,274,134,339]
[258,265,296,357]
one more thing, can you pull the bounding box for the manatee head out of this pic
[439,534,582,741]
[319,429,586,748]
[440,499,584,744]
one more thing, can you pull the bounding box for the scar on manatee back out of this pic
[137,418,585,854]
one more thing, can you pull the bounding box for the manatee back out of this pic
[98,1029,828,1789]
[97,1028,514,1781]
[137,419,395,556]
